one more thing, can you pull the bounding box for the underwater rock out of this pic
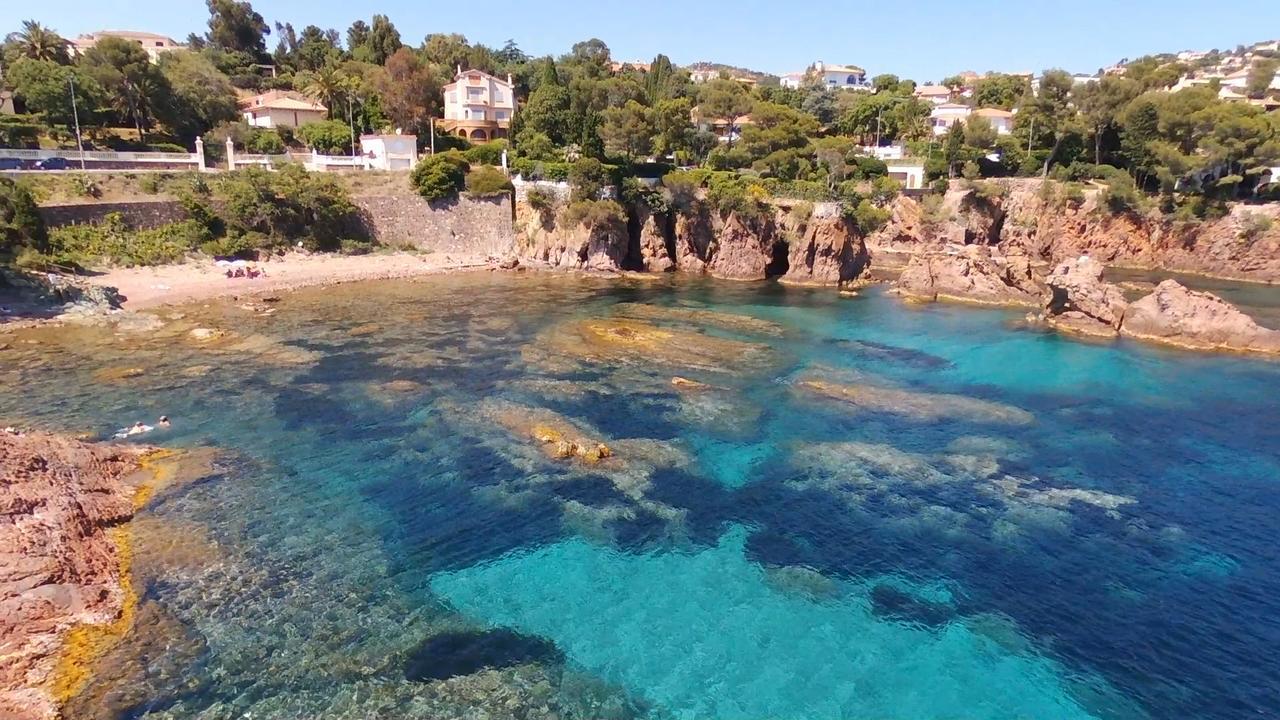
[404,628,564,682]
[0,433,148,720]
[671,376,712,391]
[791,441,954,487]
[827,338,952,369]
[613,302,785,336]
[179,365,215,378]
[1120,279,1280,354]
[91,366,146,383]
[895,246,1042,307]
[348,323,382,337]
[764,565,843,602]
[187,328,225,343]
[796,377,1034,426]
[526,317,772,374]
[58,601,210,720]
[869,584,956,628]
[1044,256,1129,337]
[987,475,1136,512]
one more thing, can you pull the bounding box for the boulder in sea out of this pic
[1120,279,1280,354]
[894,246,1042,307]
[1043,256,1129,337]
[780,214,871,287]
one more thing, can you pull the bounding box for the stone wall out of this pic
[354,195,514,256]
[38,195,517,257]
[38,201,189,230]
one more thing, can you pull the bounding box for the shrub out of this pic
[661,172,700,213]
[70,174,101,199]
[841,197,891,235]
[245,128,286,155]
[138,175,162,194]
[920,194,951,227]
[850,156,889,180]
[620,177,670,215]
[0,178,48,257]
[1239,212,1275,243]
[465,166,513,198]
[706,173,769,222]
[44,213,208,267]
[146,142,188,153]
[215,164,364,251]
[561,199,626,229]
[410,152,470,202]
[568,158,610,202]
[788,201,814,225]
[526,186,559,214]
[297,120,352,155]
[1098,174,1144,214]
[0,115,42,149]
[463,140,508,166]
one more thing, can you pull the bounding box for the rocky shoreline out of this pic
[0,432,154,720]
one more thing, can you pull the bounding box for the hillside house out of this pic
[930,103,972,134]
[70,30,185,63]
[440,68,516,142]
[240,91,327,129]
[972,108,1015,135]
[360,134,419,170]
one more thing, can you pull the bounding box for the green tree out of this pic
[0,177,48,258]
[8,58,105,127]
[1023,68,1079,176]
[652,97,694,159]
[698,78,753,149]
[345,20,370,54]
[422,33,471,72]
[293,25,342,72]
[1074,75,1140,165]
[157,51,239,142]
[410,152,469,202]
[378,48,439,135]
[205,0,270,56]
[598,100,655,159]
[1119,97,1160,187]
[4,20,70,64]
[350,14,401,65]
[79,37,174,138]
[1247,58,1279,97]
[297,61,350,118]
[568,157,610,202]
[519,58,573,144]
[971,73,1029,110]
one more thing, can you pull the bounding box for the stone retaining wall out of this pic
[38,201,189,229]
[38,195,516,257]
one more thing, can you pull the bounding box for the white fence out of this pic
[0,147,202,168]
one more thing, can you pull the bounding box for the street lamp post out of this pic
[69,73,85,170]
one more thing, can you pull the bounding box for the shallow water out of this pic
[3,274,1280,719]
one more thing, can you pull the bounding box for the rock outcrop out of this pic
[513,202,629,271]
[707,212,778,281]
[868,180,1280,282]
[781,215,872,286]
[672,206,715,273]
[0,432,147,720]
[635,209,674,272]
[1121,280,1280,354]
[1043,256,1130,336]
[895,246,1043,307]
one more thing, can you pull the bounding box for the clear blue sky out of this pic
[4,0,1278,81]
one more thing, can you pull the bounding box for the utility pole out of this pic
[429,118,436,155]
[1027,116,1035,155]
[347,93,356,159]
[69,73,85,171]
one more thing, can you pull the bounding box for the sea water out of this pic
[2,274,1278,719]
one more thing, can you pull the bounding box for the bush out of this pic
[1098,174,1144,214]
[568,158,610,203]
[561,199,626,229]
[215,164,364,251]
[410,152,470,202]
[841,197,891,235]
[463,140,508,167]
[526,186,559,214]
[706,173,769,222]
[297,120,352,155]
[146,142,189,153]
[660,172,701,213]
[850,156,888,180]
[70,174,101,199]
[1239,212,1274,243]
[44,213,208,267]
[0,178,48,257]
[465,166,513,198]
[138,175,162,194]
[620,177,670,215]
[0,115,43,149]
[245,128,286,155]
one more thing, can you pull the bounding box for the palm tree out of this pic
[5,20,70,64]
[297,62,348,119]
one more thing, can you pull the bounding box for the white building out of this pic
[359,134,418,171]
[779,72,807,89]
[885,160,926,190]
[972,108,1015,135]
[240,91,328,129]
[441,68,516,142]
[70,30,185,63]
[930,103,972,135]
[810,61,870,91]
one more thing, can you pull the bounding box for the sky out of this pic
[3,0,1279,81]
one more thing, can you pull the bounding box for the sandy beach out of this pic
[82,251,496,310]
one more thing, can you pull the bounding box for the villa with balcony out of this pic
[440,68,516,142]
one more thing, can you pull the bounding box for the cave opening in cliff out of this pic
[765,241,790,278]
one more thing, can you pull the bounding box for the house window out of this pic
[493,89,504,102]
[847,75,858,85]
[468,87,483,98]
[495,111,508,121]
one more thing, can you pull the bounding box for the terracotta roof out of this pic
[240,91,326,112]
[915,85,952,96]
[974,108,1014,118]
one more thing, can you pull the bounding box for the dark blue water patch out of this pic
[542,391,686,442]
[869,584,957,628]
[403,629,564,682]
[550,474,632,506]
[823,338,954,370]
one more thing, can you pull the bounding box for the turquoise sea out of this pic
[2,273,1279,719]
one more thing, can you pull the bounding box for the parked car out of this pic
[0,158,22,170]
[35,157,68,170]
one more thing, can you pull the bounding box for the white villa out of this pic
[240,91,328,129]
[70,30,185,63]
[360,134,419,171]
[914,84,954,105]
[781,62,870,91]
[441,68,515,142]
[930,103,972,134]
[972,108,1015,135]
